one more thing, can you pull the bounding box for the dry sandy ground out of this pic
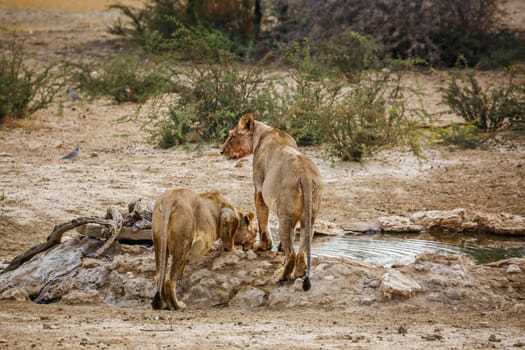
[0,2,524,349]
[1,301,524,350]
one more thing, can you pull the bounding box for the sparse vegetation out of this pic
[269,60,425,161]
[108,0,261,56]
[149,58,275,148]
[68,54,173,103]
[440,68,525,131]
[0,39,62,123]
[433,122,483,149]
[148,43,425,161]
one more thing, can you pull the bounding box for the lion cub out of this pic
[151,189,256,310]
[221,114,322,291]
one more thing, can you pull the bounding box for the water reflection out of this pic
[297,233,525,267]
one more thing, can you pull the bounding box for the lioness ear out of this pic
[239,114,254,132]
[244,212,255,225]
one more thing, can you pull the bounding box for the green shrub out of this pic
[0,39,61,122]
[108,1,261,56]
[146,49,424,162]
[440,69,525,131]
[149,59,275,148]
[69,54,173,103]
[324,74,421,161]
[266,59,425,161]
[433,122,482,149]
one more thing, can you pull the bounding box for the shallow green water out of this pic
[308,233,525,267]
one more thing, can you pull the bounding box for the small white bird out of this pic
[62,145,80,160]
[67,86,82,101]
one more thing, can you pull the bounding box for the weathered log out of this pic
[2,198,155,274]
[1,215,121,274]
[77,225,152,241]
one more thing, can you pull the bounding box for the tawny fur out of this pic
[221,114,322,290]
[151,189,256,310]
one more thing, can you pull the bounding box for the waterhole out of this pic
[303,232,525,267]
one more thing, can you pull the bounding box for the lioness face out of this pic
[234,211,257,250]
[220,114,255,159]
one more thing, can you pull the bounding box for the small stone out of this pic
[488,334,501,342]
[245,250,258,260]
[379,270,422,300]
[0,288,30,302]
[421,333,443,341]
[360,296,376,306]
[506,264,521,274]
[368,280,380,289]
[230,286,266,308]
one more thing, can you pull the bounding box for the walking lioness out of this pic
[151,189,256,310]
[220,114,322,291]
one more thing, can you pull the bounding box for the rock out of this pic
[245,250,258,260]
[372,209,525,234]
[506,264,522,274]
[212,253,240,270]
[379,269,422,299]
[378,216,424,232]
[0,287,30,302]
[61,290,101,304]
[488,334,501,342]
[329,263,354,277]
[340,220,381,233]
[230,286,266,308]
[474,212,525,235]
[411,208,468,231]
[444,287,465,300]
[360,295,376,305]
[421,333,443,341]
[190,269,214,284]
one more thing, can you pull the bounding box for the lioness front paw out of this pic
[255,240,272,251]
[174,300,187,310]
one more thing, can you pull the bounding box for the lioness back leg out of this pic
[166,211,194,310]
[255,191,272,251]
[293,223,308,279]
[152,201,170,310]
[278,216,297,281]
[167,250,190,310]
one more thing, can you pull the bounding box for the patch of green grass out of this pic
[433,122,483,149]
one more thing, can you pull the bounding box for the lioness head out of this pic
[220,208,257,251]
[234,211,257,250]
[220,114,255,159]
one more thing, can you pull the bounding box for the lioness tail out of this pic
[300,177,314,291]
[152,200,171,309]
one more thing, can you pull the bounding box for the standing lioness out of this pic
[151,189,256,310]
[221,114,322,291]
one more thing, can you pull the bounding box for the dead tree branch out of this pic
[1,200,151,274]
[93,205,123,257]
